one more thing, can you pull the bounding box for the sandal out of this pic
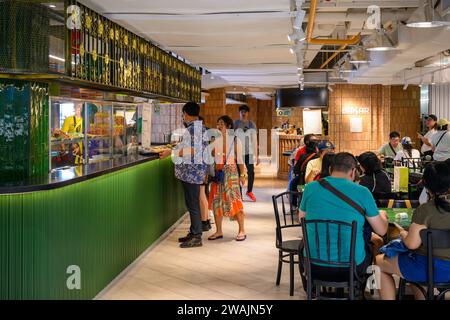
[236,235,247,241]
[208,234,224,241]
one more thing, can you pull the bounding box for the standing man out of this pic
[234,104,259,202]
[160,102,208,248]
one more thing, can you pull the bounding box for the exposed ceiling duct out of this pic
[406,0,447,28]
[80,0,450,88]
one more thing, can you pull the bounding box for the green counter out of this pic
[0,157,186,299]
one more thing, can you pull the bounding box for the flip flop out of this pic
[236,235,247,242]
[208,234,224,241]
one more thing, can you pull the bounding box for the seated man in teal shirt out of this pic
[299,152,388,279]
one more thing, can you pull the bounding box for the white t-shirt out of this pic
[421,129,437,153]
[394,149,421,161]
[431,130,450,161]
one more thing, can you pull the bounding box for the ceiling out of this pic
[80,0,450,89]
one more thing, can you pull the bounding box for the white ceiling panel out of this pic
[79,0,450,88]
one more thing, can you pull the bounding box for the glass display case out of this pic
[50,98,139,171]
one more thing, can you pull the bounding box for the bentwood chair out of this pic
[300,218,367,300]
[272,191,303,296]
[400,158,423,171]
[398,229,450,300]
[376,199,420,209]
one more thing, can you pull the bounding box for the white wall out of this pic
[429,84,450,119]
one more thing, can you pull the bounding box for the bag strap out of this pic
[225,139,235,164]
[388,143,397,156]
[301,153,317,172]
[318,179,366,217]
[435,132,447,148]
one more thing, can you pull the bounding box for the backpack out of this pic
[293,152,318,185]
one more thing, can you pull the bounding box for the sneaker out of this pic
[246,192,257,202]
[202,221,211,232]
[178,233,194,243]
[180,237,202,248]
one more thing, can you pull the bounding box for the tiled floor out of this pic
[97,178,308,300]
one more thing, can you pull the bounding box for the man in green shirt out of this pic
[299,152,388,278]
[378,131,402,158]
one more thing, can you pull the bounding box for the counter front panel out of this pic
[0,157,186,299]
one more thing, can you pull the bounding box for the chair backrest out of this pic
[420,229,450,251]
[376,199,420,209]
[419,229,450,292]
[272,191,302,247]
[401,158,422,170]
[373,192,398,200]
[301,218,357,269]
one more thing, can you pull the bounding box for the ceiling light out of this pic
[297,66,303,70]
[366,30,397,52]
[431,73,436,85]
[293,10,306,30]
[300,83,305,91]
[49,4,56,8]
[288,29,306,42]
[403,82,409,90]
[327,85,334,92]
[407,0,446,28]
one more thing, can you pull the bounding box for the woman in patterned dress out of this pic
[208,115,247,241]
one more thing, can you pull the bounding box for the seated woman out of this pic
[358,151,391,195]
[313,152,335,180]
[376,161,450,300]
[394,136,421,167]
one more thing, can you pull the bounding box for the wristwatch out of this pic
[240,173,247,178]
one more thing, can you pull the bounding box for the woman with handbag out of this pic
[208,115,247,241]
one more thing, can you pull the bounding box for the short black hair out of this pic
[217,115,234,129]
[303,134,316,145]
[389,131,400,139]
[423,161,450,212]
[182,102,200,116]
[331,152,357,174]
[239,104,250,113]
[357,151,382,175]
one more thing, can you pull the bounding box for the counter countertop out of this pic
[0,154,160,195]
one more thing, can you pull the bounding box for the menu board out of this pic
[302,109,323,135]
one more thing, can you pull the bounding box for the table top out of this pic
[385,167,424,175]
[381,208,414,228]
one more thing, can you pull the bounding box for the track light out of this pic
[300,82,305,91]
[327,85,334,92]
[293,10,306,30]
[431,73,436,85]
[287,29,306,42]
[403,82,409,90]
[350,48,370,64]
